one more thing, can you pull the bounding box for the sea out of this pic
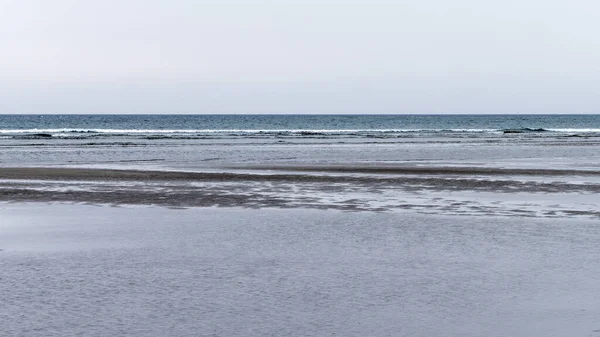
[1,114,600,140]
[1,114,600,170]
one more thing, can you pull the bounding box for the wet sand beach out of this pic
[0,166,598,217]
[3,204,600,337]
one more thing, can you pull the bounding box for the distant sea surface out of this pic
[1,114,600,140]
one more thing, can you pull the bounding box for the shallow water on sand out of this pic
[2,134,600,172]
[2,204,600,337]
[0,165,598,219]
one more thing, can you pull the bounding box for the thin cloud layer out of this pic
[1,0,599,113]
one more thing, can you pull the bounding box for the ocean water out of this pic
[1,114,600,139]
[0,114,599,170]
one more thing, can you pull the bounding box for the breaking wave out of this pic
[1,128,600,140]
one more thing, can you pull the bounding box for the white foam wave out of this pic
[0,128,598,136]
[547,128,600,133]
[0,128,497,134]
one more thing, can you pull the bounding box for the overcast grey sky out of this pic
[1,0,599,114]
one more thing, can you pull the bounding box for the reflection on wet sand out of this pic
[0,166,598,218]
